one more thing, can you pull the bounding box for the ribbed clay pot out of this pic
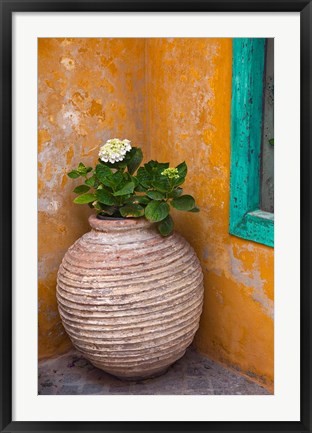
[57,214,204,380]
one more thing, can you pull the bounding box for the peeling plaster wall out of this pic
[38,38,147,358]
[146,38,274,389]
[38,38,274,389]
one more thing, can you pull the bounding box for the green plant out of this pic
[68,138,199,236]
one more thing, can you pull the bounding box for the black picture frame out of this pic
[1,1,311,432]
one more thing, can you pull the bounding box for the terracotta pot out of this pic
[57,214,204,380]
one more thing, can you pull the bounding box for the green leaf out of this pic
[189,206,200,213]
[77,162,92,176]
[144,160,158,173]
[111,171,124,190]
[158,214,174,236]
[147,190,165,200]
[73,185,90,194]
[96,189,116,206]
[173,176,186,187]
[85,175,97,187]
[137,167,152,188]
[95,164,113,187]
[120,204,145,218]
[145,200,169,222]
[176,161,187,178]
[127,148,143,175]
[137,161,176,190]
[173,177,186,187]
[113,181,135,196]
[73,193,97,204]
[125,195,150,205]
[172,161,188,187]
[98,205,116,216]
[130,175,139,188]
[135,184,148,192]
[171,195,195,211]
[151,177,171,193]
[168,187,183,198]
[269,138,274,146]
[67,170,80,179]
[145,160,169,175]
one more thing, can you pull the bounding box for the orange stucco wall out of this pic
[38,38,274,389]
[38,38,147,358]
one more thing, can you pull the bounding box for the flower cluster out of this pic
[68,139,199,236]
[161,167,180,179]
[99,138,132,164]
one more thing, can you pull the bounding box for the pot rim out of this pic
[89,213,154,232]
[96,214,125,221]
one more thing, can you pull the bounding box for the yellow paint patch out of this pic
[38,129,51,152]
[100,56,117,76]
[202,129,213,145]
[44,160,53,182]
[38,275,73,359]
[38,178,44,194]
[61,174,68,189]
[190,67,201,81]
[66,146,74,165]
[89,99,105,121]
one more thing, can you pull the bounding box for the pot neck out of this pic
[89,214,154,233]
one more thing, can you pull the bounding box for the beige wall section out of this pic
[38,38,147,358]
[38,38,274,389]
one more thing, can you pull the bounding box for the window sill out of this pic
[230,210,274,247]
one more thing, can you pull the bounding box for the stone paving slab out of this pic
[38,346,271,396]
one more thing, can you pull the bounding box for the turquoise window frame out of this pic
[229,38,274,248]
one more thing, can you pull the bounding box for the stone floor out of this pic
[38,345,271,395]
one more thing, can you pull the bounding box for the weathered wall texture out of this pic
[145,39,274,389]
[38,38,274,389]
[38,38,147,358]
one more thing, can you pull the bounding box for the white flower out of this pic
[98,138,132,164]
